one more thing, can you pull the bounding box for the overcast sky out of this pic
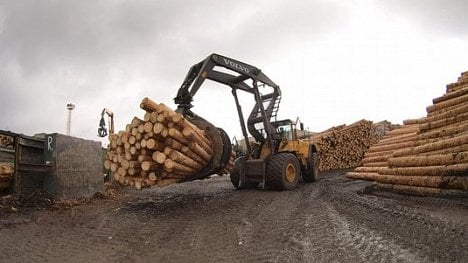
[1,0,467,145]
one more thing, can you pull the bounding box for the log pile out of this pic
[0,163,14,191]
[346,121,420,180]
[305,119,391,171]
[104,97,234,190]
[347,71,468,195]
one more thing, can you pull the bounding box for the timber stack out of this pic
[346,121,421,181]
[305,119,391,171]
[347,71,468,195]
[104,97,234,190]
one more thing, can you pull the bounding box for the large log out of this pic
[153,123,166,135]
[367,141,415,154]
[168,128,189,146]
[403,118,426,125]
[188,141,211,161]
[182,127,212,151]
[433,85,468,104]
[362,154,393,164]
[164,159,196,174]
[392,133,468,158]
[417,120,468,140]
[377,132,417,145]
[152,151,166,164]
[144,122,153,133]
[425,103,468,123]
[146,138,163,151]
[137,154,153,163]
[388,152,468,167]
[150,112,159,123]
[180,146,207,165]
[420,111,468,132]
[140,97,160,112]
[419,144,468,156]
[372,174,468,190]
[426,93,468,114]
[414,130,468,147]
[345,171,379,181]
[386,125,419,136]
[143,111,152,122]
[166,148,203,170]
[127,167,142,176]
[131,117,143,128]
[375,183,468,197]
[379,163,468,177]
[354,166,385,173]
[141,161,159,172]
[364,149,396,159]
[362,161,388,167]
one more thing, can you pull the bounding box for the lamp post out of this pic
[66,103,75,136]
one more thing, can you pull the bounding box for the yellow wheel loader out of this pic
[174,54,319,190]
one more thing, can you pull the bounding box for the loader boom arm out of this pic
[175,54,279,107]
[174,54,283,156]
[98,108,114,137]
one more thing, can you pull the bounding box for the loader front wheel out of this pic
[230,159,242,188]
[266,153,300,190]
[230,158,258,189]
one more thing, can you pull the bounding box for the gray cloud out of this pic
[0,0,466,141]
[0,0,348,138]
[378,0,468,37]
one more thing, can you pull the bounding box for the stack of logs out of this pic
[346,122,420,180]
[347,71,468,195]
[104,97,234,190]
[305,119,391,171]
[0,163,14,191]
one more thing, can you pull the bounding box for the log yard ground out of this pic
[1,170,466,263]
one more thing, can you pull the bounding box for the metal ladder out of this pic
[247,89,281,143]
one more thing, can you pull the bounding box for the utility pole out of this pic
[66,103,75,136]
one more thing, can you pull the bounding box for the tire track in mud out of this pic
[0,173,467,262]
[325,205,427,263]
[279,185,349,263]
[320,176,467,263]
[114,180,244,262]
[231,190,303,262]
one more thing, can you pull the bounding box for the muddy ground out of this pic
[0,170,467,263]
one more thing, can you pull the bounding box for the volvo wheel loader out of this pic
[174,54,319,190]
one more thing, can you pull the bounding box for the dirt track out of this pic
[0,170,467,262]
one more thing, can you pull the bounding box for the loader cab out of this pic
[272,119,298,141]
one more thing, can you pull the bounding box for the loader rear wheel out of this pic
[266,153,300,190]
[303,152,319,182]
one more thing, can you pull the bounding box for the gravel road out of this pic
[0,170,466,262]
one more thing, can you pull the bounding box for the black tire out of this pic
[229,159,241,188]
[230,158,258,189]
[266,153,300,190]
[303,152,319,182]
